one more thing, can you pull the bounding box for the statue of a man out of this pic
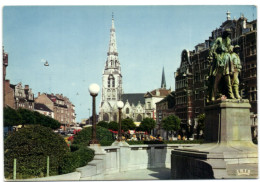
[207,28,235,101]
[230,45,242,99]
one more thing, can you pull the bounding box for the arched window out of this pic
[107,89,111,99]
[113,113,117,122]
[126,108,130,114]
[112,78,115,87]
[108,75,115,88]
[137,114,142,122]
[103,113,109,121]
[112,90,116,99]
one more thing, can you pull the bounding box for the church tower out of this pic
[161,67,166,89]
[99,14,123,122]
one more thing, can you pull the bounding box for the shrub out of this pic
[108,121,118,131]
[73,126,114,146]
[4,125,69,179]
[97,121,109,129]
[60,145,94,174]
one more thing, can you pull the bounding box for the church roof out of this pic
[122,93,145,106]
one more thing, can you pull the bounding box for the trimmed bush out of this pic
[60,145,94,174]
[73,126,114,146]
[4,125,69,179]
[97,121,109,129]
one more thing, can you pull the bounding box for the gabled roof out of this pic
[46,94,65,102]
[34,103,53,112]
[122,93,145,106]
[144,88,171,98]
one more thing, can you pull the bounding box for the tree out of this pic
[73,126,113,146]
[97,121,109,129]
[4,107,60,130]
[17,108,36,126]
[121,118,136,131]
[108,121,118,131]
[162,115,181,140]
[4,107,21,133]
[196,113,205,139]
[139,118,156,134]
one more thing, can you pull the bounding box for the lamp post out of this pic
[117,101,124,141]
[88,83,100,144]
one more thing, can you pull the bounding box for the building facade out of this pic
[6,82,35,110]
[174,12,257,136]
[156,91,176,138]
[34,103,54,118]
[35,93,76,126]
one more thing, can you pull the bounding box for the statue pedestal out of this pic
[171,100,258,179]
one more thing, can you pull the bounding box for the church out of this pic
[99,16,171,123]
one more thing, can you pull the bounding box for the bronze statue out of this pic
[230,45,242,99]
[207,29,241,102]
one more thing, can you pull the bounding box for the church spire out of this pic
[108,13,118,56]
[161,67,166,89]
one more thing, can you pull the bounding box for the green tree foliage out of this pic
[4,107,21,127]
[121,118,136,131]
[162,115,181,139]
[4,125,69,179]
[139,118,156,134]
[108,121,118,131]
[73,126,114,146]
[97,121,109,129]
[196,113,205,139]
[4,107,60,130]
[17,108,36,125]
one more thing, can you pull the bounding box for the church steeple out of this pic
[107,13,118,56]
[100,14,123,118]
[161,67,166,89]
[105,14,120,70]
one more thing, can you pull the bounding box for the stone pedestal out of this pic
[171,100,258,179]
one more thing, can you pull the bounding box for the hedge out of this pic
[60,145,94,174]
[4,125,69,179]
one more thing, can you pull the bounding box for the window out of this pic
[107,89,111,99]
[137,114,142,122]
[147,102,151,109]
[113,114,117,121]
[103,113,109,121]
[126,108,130,114]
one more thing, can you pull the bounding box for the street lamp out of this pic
[117,101,124,141]
[88,83,100,144]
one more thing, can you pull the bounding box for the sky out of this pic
[2,5,257,122]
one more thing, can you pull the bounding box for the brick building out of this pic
[174,12,257,137]
[35,93,76,127]
[155,91,175,138]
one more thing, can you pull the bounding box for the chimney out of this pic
[51,93,54,96]
[25,85,29,90]
[5,79,10,85]
[156,89,160,96]
[38,92,41,97]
